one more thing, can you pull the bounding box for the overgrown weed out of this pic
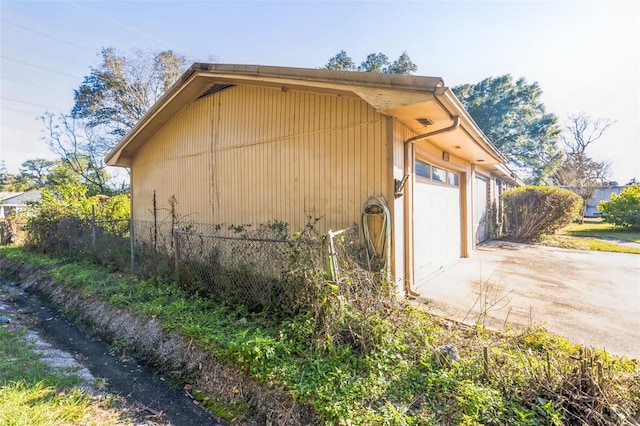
[1,245,638,425]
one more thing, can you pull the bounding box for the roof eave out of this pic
[106,64,446,167]
[105,64,515,176]
[492,163,525,186]
[106,66,212,166]
[191,63,444,93]
[436,88,508,164]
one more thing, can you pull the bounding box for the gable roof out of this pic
[0,192,23,202]
[0,190,41,206]
[106,63,508,169]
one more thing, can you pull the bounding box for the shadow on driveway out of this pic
[414,240,640,359]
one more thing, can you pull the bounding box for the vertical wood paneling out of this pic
[132,85,389,234]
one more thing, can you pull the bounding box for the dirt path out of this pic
[0,279,225,426]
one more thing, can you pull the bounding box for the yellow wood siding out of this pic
[391,119,408,289]
[132,85,389,234]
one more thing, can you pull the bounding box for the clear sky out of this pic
[1,0,638,183]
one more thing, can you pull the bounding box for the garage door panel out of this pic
[414,181,461,281]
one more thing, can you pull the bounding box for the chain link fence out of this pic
[11,210,382,314]
[0,218,26,245]
[130,219,178,278]
[129,220,368,312]
[92,219,131,269]
[327,223,394,316]
[172,222,326,311]
[327,223,363,281]
[47,216,131,269]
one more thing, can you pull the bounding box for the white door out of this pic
[414,164,461,282]
[474,176,488,243]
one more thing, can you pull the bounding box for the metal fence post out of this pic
[91,205,97,252]
[173,227,180,282]
[327,228,339,282]
[129,219,135,272]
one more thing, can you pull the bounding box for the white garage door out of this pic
[413,160,461,282]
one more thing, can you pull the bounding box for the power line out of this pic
[3,8,142,56]
[0,75,68,93]
[64,0,197,57]
[0,56,82,80]
[0,105,49,115]
[1,97,68,112]
[0,18,91,51]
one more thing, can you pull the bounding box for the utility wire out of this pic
[0,18,91,51]
[65,0,196,57]
[0,105,53,116]
[0,75,67,93]
[0,56,82,80]
[1,96,69,112]
[3,8,144,55]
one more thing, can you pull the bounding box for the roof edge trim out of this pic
[106,64,447,166]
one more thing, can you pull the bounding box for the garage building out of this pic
[106,64,520,294]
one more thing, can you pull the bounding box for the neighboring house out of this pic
[585,185,625,217]
[0,190,41,218]
[106,64,521,295]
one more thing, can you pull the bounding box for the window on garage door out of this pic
[413,159,461,281]
[415,160,459,187]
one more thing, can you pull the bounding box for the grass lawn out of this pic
[539,218,640,254]
[0,325,130,426]
[0,287,145,426]
[559,218,640,243]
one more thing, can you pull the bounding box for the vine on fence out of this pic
[15,190,398,354]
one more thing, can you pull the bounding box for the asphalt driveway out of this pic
[414,241,640,359]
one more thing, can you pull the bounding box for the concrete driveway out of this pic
[414,241,640,359]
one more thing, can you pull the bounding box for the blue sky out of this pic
[1,0,638,183]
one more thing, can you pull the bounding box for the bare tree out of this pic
[40,112,111,195]
[72,47,187,147]
[562,113,614,155]
[37,48,188,194]
[555,153,609,216]
[554,113,614,220]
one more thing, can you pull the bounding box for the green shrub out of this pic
[502,186,581,241]
[599,184,640,230]
[23,184,130,254]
